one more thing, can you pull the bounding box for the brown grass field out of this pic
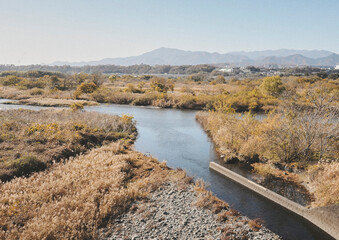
[0,109,135,181]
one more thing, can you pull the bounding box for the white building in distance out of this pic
[335,64,339,70]
[219,66,234,73]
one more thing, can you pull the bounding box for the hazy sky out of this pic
[1,0,338,65]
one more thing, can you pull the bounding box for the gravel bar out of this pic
[99,182,281,240]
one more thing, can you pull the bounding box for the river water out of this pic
[0,101,333,240]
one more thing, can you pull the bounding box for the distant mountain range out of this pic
[52,47,339,67]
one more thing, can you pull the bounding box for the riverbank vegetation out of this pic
[0,69,338,206]
[4,97,98,107]
[196,81,339,207]
[0,108,273,239]
[2,70,337,112]
[0,142,170,239]
[0,109,136,181]
[0,140,276,239]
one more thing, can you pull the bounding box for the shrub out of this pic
[0,143,173,239]
[125,83,142,93]
[215,75,226,84]
[10,155,47,177]
[0,109,137,181]
[70,102,84,111]
[260,76,285,96]
[248,218,263,231]
[49,75,62,90]
[307,162,339,206]
[2,76,22,86]
[150,77,174,93]
[30,88,44,95]
[17,78,47,89]
[77,82,98,93]
[132,92,158,106]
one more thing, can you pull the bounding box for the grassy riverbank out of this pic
[1,71,337,113]
[0,109,135,181]
[0,142,170,239]
[0,109,280,239]
[3,97,98,107]
[0,141,279,239]
[194,72,339,207]
[196,101,338,207]
[0,73,305,112]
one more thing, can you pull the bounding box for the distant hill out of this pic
[228,49,334,59]
[256,53,339,67]
[51,47,338,67]
[53,48,250,66]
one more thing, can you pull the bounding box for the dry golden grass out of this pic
[5,97,98,107]
[0,142,172,239]
[196,109,338,207]
[194,180,234,222]
[0,109,136,181]
[0,86,74,100]
[1,76,279,112]
[248,218,263,231]
[251,163,300,182]
[196,111,261,162]
[307,162,339,207]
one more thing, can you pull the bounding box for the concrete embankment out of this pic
[209,162,339,240]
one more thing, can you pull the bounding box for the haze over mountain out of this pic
[52,47,339,67]
[228,49,334,59]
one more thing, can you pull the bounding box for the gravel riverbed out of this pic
[99,182,281,240]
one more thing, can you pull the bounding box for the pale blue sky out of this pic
[0,0,338,65]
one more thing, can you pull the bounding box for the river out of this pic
[0,100,334,240]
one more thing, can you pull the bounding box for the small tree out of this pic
[109,75,118,83]
[260,76,285,97]
[215,75,226,84]
[70,102,84,111]
[137,81,146,91]
[74,82,98,99]
[90,73,104,86]
[73,73,89,85]
[150,77,173,93]
[78,82,98,94]
[49,75,62,90]
[3,76,22,86]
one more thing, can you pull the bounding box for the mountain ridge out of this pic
[51,47,339,67]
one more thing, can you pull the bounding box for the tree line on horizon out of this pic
[0,64,337,76]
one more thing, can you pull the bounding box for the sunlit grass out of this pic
[0,109,136,181]
[0,142,172,239]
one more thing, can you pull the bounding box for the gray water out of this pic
[0,100,333,240]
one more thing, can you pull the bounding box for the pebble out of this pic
[99,182,281,240]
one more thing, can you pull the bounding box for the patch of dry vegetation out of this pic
[248,218,263,232]
[0,73,285,112]
[0,142,173,239]
[196,84,339,207]
[193,180,243,223]
[5,97,98,107]
[306,162,339,206]
[0,109,136,181]
[194,180,229,215]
